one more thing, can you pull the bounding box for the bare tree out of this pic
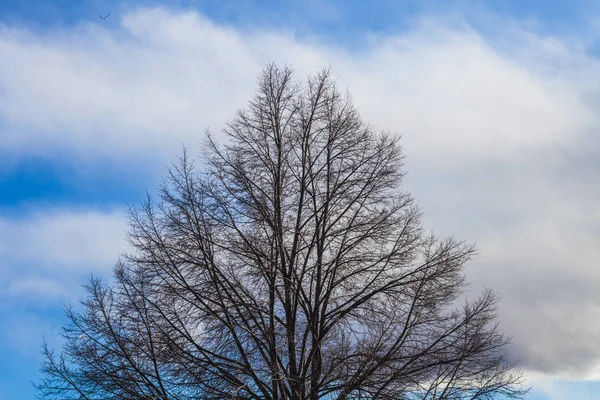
[37,64,527,400]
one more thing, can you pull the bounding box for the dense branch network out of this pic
[37,64,527,400]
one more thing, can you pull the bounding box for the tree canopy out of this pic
[37,64,526,400]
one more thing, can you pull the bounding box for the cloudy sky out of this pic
[1,0,599,398]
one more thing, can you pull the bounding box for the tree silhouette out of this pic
[37,64,526,400]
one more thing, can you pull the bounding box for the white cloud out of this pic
[1,6,600,383]
[1,9,595,164]
[0,209,128,300]
[8,276,67,298]
[530,374,600,400]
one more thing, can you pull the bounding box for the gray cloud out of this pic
[1,6,599,383]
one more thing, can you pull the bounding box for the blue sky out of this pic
[1,0,600,399]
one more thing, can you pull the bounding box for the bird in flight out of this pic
[99,12,111,19]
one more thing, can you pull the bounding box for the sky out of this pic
[0,0,599,399]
